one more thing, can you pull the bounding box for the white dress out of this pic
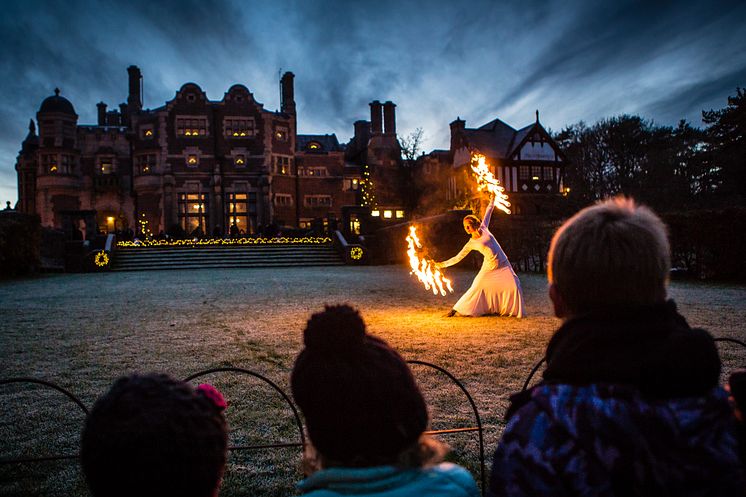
[440,199,525,317]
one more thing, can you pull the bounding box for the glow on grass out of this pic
[470,154,511,215]
[406,226,453,296]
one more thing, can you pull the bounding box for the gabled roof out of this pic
[296,134,342,152]
[462,117,518,158]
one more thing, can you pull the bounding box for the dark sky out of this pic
[2,0,745,205]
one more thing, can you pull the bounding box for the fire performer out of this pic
[435,193,525,317]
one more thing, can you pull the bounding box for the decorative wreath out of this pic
[350,246,364,260]
[94,251,110,267]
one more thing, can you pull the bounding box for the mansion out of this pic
[14,65,568,238]
[14,66,404,237]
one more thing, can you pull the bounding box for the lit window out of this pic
[100,158,113,175]
[187,155,199,166]
[307,141,321,151]
[234,155,246,167]
[136,154,156,174]
[532,176,540,181]
[224,118,254,138]
[141,126,154,139]
[275,126,288,141]
[371,210,380,217]
[176,117,208,137]
[383,210,393,219]
[395,210,405,219]
[43,154,58,173]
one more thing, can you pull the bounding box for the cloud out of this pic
[1,0,744,205]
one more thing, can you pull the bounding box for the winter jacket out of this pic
[489,300,745,497]
[298,463,480,497]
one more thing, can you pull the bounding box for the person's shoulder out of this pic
[422,463,480,496]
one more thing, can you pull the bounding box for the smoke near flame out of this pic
[406,226,454,296]
[470,154,511,215]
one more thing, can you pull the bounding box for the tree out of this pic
[702,87,746,203]
[400,127,424,161]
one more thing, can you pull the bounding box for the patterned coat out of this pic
[489,301,745,497]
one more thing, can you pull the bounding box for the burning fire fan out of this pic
[406,226,454,296]
[470,154,511,214]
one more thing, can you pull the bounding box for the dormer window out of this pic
[307,141,322,151]
[176,117,208,137]
[136,154,156,174]
[224,118,254,138]
[186,94,197,103]
[275,126,288,142]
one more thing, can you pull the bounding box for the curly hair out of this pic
[81,373,228,497]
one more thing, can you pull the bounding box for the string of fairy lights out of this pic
[359,165,376,207]
[117,237,332,248]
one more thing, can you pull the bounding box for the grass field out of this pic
[1,266,745,496]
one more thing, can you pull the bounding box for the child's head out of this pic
[81,373,228,497]
[548,196,670,317]
[291,304,432,469]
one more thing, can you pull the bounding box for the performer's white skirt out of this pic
[453,266,525,317]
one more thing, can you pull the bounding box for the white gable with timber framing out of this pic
[447,113,567,203]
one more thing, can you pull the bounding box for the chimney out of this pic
[450,117,466,151]
[383,101,396,135]
[369,101,383,135]
[119,103,128,125]
[353,120,370,147]
[127,65,142,112]
[97,102,107,126]
[280,71,295,114]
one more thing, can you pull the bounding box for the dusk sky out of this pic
[1,0,745,206]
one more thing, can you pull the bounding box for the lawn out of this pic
[1,266,745,496]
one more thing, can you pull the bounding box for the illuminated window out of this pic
[300,166,327,177]
[99,157,114,175]
[43,154,58,173]
[141,126,154,139]
[371,210,380,217]
[178,192,208,234]
[274,193,293,207]
[226,192,256,234]
[531,166,542,180]
[275,126,288,142]
[186,155,199,167]
[234,155,246,168]
[273,156,291,175]
[136,154,156,174]
[344,178,360,191]
[176,117,208,137]
[224,118,255,138]
[304,195,332,208]
[383,210,393,219]
[307,141,322,151]
[395,210,405,219]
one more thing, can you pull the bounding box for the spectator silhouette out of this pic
[489,197,746,496]
[81,373,228,497]
[291,304,479,497]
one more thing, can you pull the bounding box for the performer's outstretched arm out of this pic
[436,242,472,268]
[481,194,496,230]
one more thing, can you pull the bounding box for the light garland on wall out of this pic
[116,236,333,248]
[94,251,110,267]
[349,246,364,260]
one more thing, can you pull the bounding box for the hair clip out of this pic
[197,384,228,411]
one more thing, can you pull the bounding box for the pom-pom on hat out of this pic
[291,304,428,465]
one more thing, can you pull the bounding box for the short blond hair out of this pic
[548,196,670,315]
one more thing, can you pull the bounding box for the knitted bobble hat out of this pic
[291,305,428,465]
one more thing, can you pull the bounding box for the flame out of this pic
[470,154,511,215]
[406,226,454,296]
